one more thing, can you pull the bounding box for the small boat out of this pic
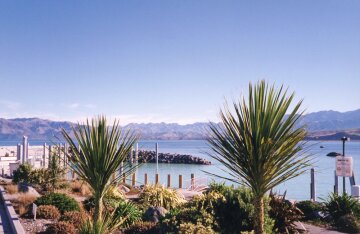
[320,146,325,148]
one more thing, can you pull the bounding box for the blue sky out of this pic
[0,1,359,124]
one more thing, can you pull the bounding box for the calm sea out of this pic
[1,140,359,201]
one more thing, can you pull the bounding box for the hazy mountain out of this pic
[0,109,360,141]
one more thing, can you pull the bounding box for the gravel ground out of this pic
[20,218,54,234]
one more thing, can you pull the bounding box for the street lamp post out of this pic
[341,136,349,194]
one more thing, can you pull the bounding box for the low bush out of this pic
[113,200,142,228]
[323,193,360,220]
[71,180,92,196]
[60,211,88,228]
[46,221,76,234]
[14,193,37,217]
[124,221,159,234]
[36,193,80,213]
[296,200,323,220]
[4,184,18,194]
[336,214,360,233]
[139,184,185,210]
[36,205,61,219]
[269,192,303,233]
[12,163,33,184]
[178,222,214,234]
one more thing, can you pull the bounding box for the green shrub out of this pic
[323,193,360,221]
[178,222,214,234]
[60,211,88,228]
[336,214,360,233]
[139,184,185,210]
[36,205,61,219]
[47,221,76,234]
[124,221,159,234]
[206,183,274,233]
[113,200,142,228]
[36,193,80,213]
[269,192,303,233]
[12,163,33,184]
[296,200,323,221]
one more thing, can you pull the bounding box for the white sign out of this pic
[336,156,353,177]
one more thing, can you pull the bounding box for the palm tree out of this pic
[61,116,138,227]
[207,80,310,234]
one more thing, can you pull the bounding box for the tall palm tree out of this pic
[208,80,310,234]
[61,116,138,225]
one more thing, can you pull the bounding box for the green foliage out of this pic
[62,116,139,228]
[139,184,185,210]
[124,221,159,234]
[268,192,303,233]
[60,211,88,228]
[36,193,80,213]
[160,206,217,233]
[46,150,66,190]
[207,80,310,233]
[336,214,360,233]
[12,163,33,183]
[47,221,76,234]
[36,205,61,219]
[178,222,214,234]
[296,200,323,221]
[323,193,360,221]
[112,200,142,228]
[79,219,109,234]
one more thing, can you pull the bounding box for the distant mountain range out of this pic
[0,109,360,141]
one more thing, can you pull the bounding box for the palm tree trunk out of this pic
[254,196,265,234]
[94,195,103,223]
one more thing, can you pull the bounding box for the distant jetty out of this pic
[137,150,211,165]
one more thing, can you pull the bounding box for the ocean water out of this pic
[1,140,359,200]
[135,140,360,201]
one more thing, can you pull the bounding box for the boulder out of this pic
[143,206,168,223]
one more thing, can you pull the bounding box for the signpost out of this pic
[336,156,353,177]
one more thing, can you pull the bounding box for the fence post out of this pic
[179,175,183,189]
[132,173,136,186]
[155,173,159,185]
[122,173,126,183]
[334,170,339,194]
[191,173,195,190]
[310,168,315,201]
[167,174,171,188]
[144,173,148,185]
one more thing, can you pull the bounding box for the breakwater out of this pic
[137,150,211,165]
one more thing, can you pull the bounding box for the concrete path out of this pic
[0,202,12,234]
[296,222,347,234]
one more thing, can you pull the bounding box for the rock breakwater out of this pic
[137,150,211,165]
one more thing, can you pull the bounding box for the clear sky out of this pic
[0,1,359,124]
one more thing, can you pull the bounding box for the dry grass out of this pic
[13,193,37,217]
[4,184,18,194]
[71,180,92,197]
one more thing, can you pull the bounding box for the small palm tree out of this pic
[61,116,138,228]
[207,80,310,234]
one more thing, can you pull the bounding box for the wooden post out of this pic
[144,173,148,185]
[191,173,195,190]
[167,174,171,188]
[179,175,183,188]
[310,168,315,201]
[334,170,339,194]
[122,173,126,183]
[132,173,136,186]
[155,173,159,185]
[48,145,52,168]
